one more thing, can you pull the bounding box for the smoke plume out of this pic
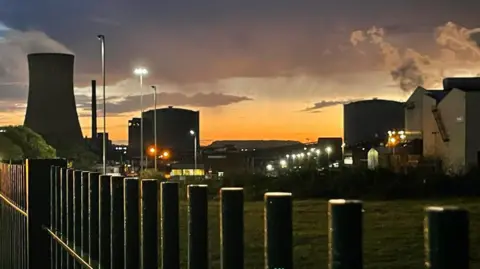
[350,22,480,92]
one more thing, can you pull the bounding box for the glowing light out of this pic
[266,164,274,171]
[133,67,148,75]
[325,147,332,154]
[279,159,287,168]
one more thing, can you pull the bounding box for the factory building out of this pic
[128,106,200,162]
[24,53,83,150]
[405,78,480,172]
[143,107,199,162]
[127,117,152,159]
[343,99,404,147]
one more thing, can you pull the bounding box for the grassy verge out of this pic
[174,198,480,269]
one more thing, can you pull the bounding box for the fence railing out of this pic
[0,162,27,269]
[0,160,472,268]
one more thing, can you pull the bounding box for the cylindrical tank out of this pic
[343,99,404,146]
[443,77,480,91]
[142,106,200,154]
[24,53,83,149]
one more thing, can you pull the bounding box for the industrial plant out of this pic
[24,53,83,150]
[19,50,480,176]
[405,78,480,173]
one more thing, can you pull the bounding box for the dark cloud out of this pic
[76,92,252,114]
[3,0,480,86]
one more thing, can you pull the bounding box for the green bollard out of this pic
[99,175,111,268]
[80,171,89,258]
[264,192,293,269]
[111,176,124,269]
[328,199,363,269]
[66,169,74,268]
[188,184,209,269]
[125,178,140,269]
[161,182,180,269]
[74,171,82,254]
[88,172,100,265]
[142,179,159,269]
[220,187,244,269]
[425,206,469,269]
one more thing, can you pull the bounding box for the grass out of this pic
[174,198,480,269]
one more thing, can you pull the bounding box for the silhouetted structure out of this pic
[343,99,404,147]
[139,106,199,161]
[24,53,83,149]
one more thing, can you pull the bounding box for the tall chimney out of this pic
[91,80,97,139]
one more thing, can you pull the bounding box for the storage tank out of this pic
[343,99,404,147]
[142,106,199,156]
[24,53,83,149]
[443,77,480,91]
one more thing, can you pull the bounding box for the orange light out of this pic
[147,146,156,156]
[163,151,169,158]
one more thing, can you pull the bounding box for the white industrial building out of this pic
[404,78,480,173]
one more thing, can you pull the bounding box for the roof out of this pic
[345,99,403,106]
[208,140,302,149]
[425,90,450,102]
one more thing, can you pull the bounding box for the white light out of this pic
[400,134,406,140]
[286,154,290,158]
[266,164,274,171]
[189,130,195,135]
[325,147,332,154]
[133,67,148,75]
[279,159,287,168]
[307,152,311,156]
[316,149,321,155]
[310,148,315,152]
[292,154,296,159]
[300,153,305,157]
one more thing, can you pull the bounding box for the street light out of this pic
[97,34,106,175]
[151,85,157,171]
[134,67,148,171]
[189,130,197,177]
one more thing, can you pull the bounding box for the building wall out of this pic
[435,89,466,172]
[465,91,480,168]
[404,87,425,135]
[421,95,438,157]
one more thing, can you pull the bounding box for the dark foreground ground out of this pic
[174,199,480,269]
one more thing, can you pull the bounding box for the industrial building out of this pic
[24,53,83,150]
[343,99,405,147]
[405,78,480,172]
[128,106,199,163]
[127,117,152,159]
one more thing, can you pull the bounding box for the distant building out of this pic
[405,78,480,172]
[343,99,404,147]
[142,106,199,162]
[127,117,153,159]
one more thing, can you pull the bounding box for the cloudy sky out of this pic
[1,0,480,145]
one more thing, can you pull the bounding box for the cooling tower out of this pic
[24,53,83,150]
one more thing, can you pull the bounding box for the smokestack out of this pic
[91,80,97,139]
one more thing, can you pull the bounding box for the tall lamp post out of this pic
[151,85,157,171]
[189,130,197,178]
[97,34,107,175]
[134,67,148,172]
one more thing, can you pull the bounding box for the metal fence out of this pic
[0,160,472,269]
[0,162,27,269]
